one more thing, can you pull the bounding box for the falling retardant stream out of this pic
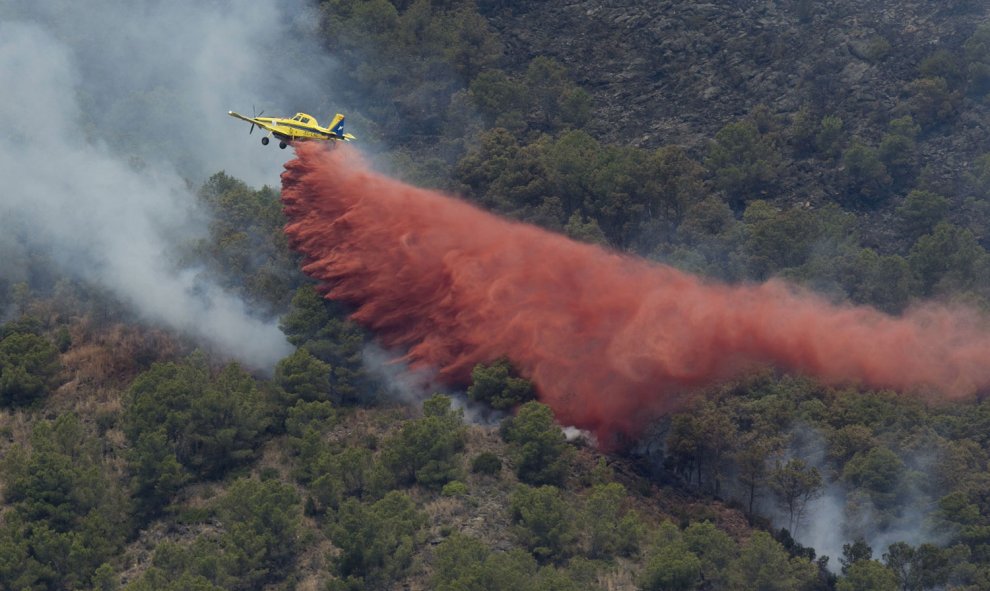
[281,143,990,443]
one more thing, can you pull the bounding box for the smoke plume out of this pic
[282,144,990,441]
[0,0,337,368]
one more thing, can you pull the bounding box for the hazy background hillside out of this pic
[1,1,990,590]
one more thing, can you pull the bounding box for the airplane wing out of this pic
[228,111,276,134]
[228,111,258,124]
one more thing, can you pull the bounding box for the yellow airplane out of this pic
[227,108,356,149]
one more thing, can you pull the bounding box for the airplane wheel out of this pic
[261,137,269,146]
[279,142,287,149]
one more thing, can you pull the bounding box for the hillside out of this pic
[487,0,990,250]
[2,0,990,590]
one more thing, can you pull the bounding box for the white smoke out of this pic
[361,343,444,406]
[778,427,944,570]
[0,0,343,368]
[361,343,507,425]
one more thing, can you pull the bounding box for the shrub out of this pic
[471,452,503,476]
[0,330,61,406]
[501,401,572,486]
[441,480,469,497]
[467,358,534,410]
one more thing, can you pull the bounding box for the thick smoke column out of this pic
[282,144,990,439]
[0,0,332,368]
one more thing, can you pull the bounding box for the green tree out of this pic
[639,522,702,591]
[908,222,988,295]
[471,451,503,476]
[0,329,61,406]
[683,521,737,587]
[284,399,336,439]
[727,531,818,591]
[456,127,524,198]
[279,285,368,403]
[279,285,336,346]
[904,77,960,129]
[124,570,225,591]
[878,117,920,188]
[837,559,898,591]
[501,401,572,486]
[706,120,781,204]
[665,412,705,485]
[826,424,876,466]
[293,433,374,514]
[920,50,965,89]
[193,172,299,312]
[275,347,332,403]
[769,458,824,534]
[883,541,957,591]
[214,478,301,589]
[734,432,778,515]
[696,400,739,495]
[815,114,845,159]
[0,415,130,590]
[523,56,591,131]
[441,4,502,79]
[787,107,818,157]
[741,200,821,279]
[841,141,892,205]
[468,72,529,131]
[432,533,579,591]
[509,485,576,562]
[378,394,467,488]
[467,358,534,410]
[842,447,905,510]
[583,482,643,558]
[641,146,707,228]
[840,538,874,575]
[128,428,188,520]
[563,212,608,245]
[329,491,425,588]
[896,190,949,243]
[830,248,915,313]
[640,546,701,591]
[124,355,269,481]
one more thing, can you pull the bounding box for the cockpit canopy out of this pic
[291,113,317,126]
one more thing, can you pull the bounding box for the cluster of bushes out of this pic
[0,415,128,589]
[660,371,990,590]
[0,318,61,406]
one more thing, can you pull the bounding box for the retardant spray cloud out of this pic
[282,144,990,441]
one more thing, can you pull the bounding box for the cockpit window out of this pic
[293,116,301,121]
[301,117,311,124]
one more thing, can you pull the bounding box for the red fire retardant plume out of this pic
[281,143,990,441]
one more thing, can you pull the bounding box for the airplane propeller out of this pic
[249,105,265,135]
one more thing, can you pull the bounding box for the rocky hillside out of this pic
[493,1,983,143]
[489,0,989,217]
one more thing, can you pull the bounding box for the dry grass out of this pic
[423,496,468,524]
[60,320,181,389]
[598,560,639,590]
[0,408,34,449]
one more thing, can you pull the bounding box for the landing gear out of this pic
[261,136,269,146]
[279,141,288,149]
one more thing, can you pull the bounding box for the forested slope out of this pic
[2,1,990,590]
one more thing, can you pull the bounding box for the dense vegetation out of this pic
[3,1,990,589]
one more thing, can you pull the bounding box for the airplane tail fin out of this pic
[328,113,355,141]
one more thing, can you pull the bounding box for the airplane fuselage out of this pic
[256,114,339,141]
[227,110,355,148]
